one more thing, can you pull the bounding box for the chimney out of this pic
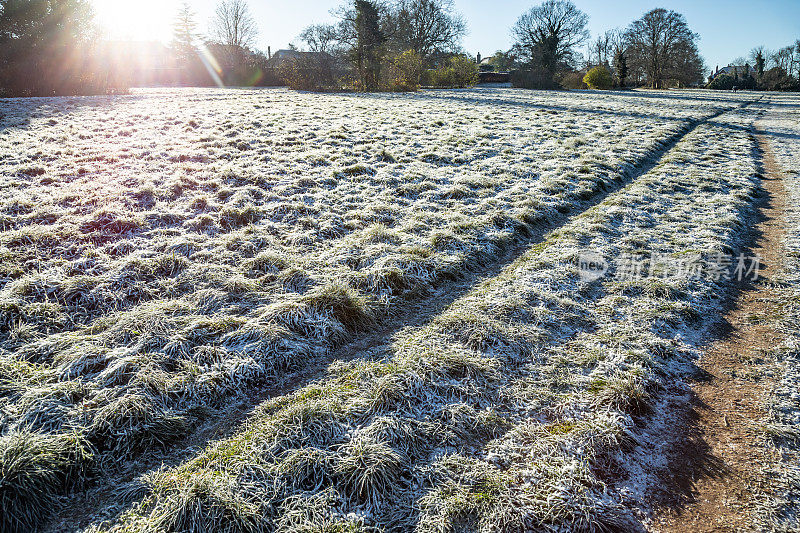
[268,46,271,59]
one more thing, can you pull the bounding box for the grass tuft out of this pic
[333,438,404,509]
[149,471,263,533]
[0,428,94,533]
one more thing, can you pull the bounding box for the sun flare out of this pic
[94,0,181,41]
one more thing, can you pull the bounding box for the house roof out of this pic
[711,64,756,80]
[267,49,333,65]
[272,49,304,60]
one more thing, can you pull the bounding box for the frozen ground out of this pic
[0,87,794,532]
[91,98,764,533]
[756,93,800,532]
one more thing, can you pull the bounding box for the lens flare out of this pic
[198,45,225,88]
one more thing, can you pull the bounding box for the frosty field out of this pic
[0,87,798,532]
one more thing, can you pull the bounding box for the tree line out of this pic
[507,1,705,89]
[706,44,800,91]
[1,0,798,96]
[171,0,275,88]
[0,0,103,96]
[283,0,475,91]
[0,0,276,96]
[278,0,706,91]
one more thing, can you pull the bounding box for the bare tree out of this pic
[298,23,340,54]
[212,0,257,49]
[794,39,800,69]
[750,46,765,66]
[608,29,625,55]
[772,47,793,75]
[786,42,800,78]
[588,30,614,67]
[670,37,705,87]
[763,48,778,71]
[625,8,703,88]
[333,0,392,48]
[391,0,466,59]
[511,0,589,76]
[793,41,800,79]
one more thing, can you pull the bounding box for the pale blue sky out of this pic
[95,0,799,71]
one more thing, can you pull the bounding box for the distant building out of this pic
[710,64,756,81]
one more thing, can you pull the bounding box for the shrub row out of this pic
[280,51,479,93]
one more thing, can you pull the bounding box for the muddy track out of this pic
[45,103,750,532]
[648,115,785,531]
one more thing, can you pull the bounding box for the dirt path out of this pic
[650,132,786,531]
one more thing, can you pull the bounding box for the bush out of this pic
[383,50,423,92]
[759,67,800,91]
[583,66,613,90]
[448,56,480,88]
[279,54,338,92]
[707,72,757,91]
[246,51,284,87]
[510,70,560,90]
[559,71,588,90]
[423,56,479,89]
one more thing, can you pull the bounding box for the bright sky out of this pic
[94,0,800,71]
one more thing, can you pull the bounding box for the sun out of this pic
[94,0,182,42]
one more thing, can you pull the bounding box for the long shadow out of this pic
[346,87,758,126]
[345,89,795,142]
[648,388,731,514]
[0,93,142,134]
[559,87,772,110]
[608,88,765,107]
[708,98,800,140]
[755,97,800,109]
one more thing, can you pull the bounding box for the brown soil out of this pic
[649,134,786,531]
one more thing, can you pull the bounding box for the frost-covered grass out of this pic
[0,89,768,529]
[755,93,800,532]
[0,87,764,530]
[84,101,765,532]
